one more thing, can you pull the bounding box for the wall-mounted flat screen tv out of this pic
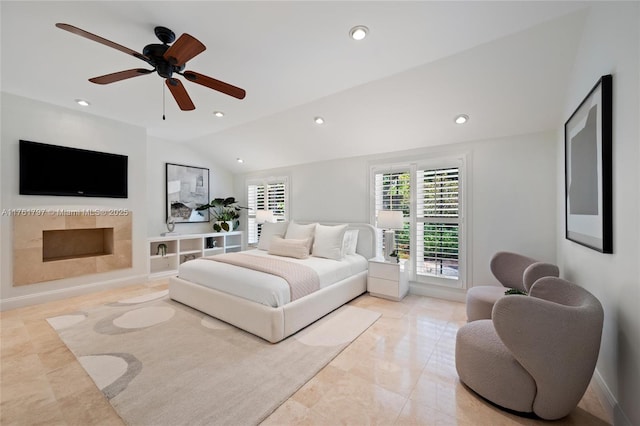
[19,140,128,198]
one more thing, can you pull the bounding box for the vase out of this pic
[214,221,234,232]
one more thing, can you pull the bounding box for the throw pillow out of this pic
[285,221,316,252]
[268,236,310,259]
[257,221,289,251]
[312,224,348,260]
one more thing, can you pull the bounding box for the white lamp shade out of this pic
[256,210,275,224]
[377,210,404,229]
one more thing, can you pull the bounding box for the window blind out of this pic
[416,167,460,279]
[373,170,410,260]
[247,178,288,245]
[371,161,464,286]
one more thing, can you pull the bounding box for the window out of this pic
[247,177,288,245]
[373,169,410,261]
[372,158,465,288]
[416,167,460,280]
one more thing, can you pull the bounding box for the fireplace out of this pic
[13,210,132,285]
[43,228,114,261]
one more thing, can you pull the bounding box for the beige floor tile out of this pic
[395,399,460,426]
[57,388,124,426]
[290,365,407,424]
[262,399,335,425]
[0,281,612,426]
[1,353,46,384]
[0,398,66,426]
[47,360,97,400]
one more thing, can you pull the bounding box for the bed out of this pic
[169,222,376,343]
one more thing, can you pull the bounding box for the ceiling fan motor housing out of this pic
[142,43,185,78]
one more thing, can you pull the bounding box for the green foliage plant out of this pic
[196,197,247,232]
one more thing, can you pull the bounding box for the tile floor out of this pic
[1,280,612,425]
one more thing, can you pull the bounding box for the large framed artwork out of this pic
[564,74,612,253]
[166,163,210,223]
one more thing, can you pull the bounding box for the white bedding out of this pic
[177,249,368,308]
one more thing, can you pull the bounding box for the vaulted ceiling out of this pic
[1,1,590,172]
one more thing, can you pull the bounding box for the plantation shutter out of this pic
[373,170,410,260]
[415,167,460,279]
[266,182,286,220]
[247,177,288,245]
[247,184,265,244]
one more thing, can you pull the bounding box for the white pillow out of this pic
[267,236,310,259]
[285,221,316,239]
[312,224,348,260]
[342,229,359,255]
[257,221,289,251]
[285,222,316,252]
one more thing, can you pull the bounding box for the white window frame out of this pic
[370,153,468,289]
[246,176,289,245]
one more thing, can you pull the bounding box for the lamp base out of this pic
[383,230,397,263]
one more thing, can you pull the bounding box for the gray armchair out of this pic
[466,251,559,321]
[456,277,604,420]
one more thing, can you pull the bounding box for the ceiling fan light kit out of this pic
[55,23,246,112]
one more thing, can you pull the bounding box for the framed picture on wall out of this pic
[166,163,210,223]
[564,74,612,253]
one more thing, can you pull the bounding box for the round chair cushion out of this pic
[465,286,506,321]
[455,320,536,413]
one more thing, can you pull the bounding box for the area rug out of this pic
[47,290,380,426]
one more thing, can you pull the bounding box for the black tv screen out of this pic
[19,140,128,198]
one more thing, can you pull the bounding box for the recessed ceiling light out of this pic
[213,111,224,118]
[454,114,469,124]
[75,99,90,107]
[236,158,244,164]
[314,116,325,125]
[349,25,369,41]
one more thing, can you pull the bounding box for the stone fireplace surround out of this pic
[13,210,132,286]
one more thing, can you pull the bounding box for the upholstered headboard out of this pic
[346,223,377,260]
[298,222,377,260]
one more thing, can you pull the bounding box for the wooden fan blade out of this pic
[163,34,206,67]
[183,71,246,100]
[56,23,150,63]
[89,69,154,84]
[166,78,195,111]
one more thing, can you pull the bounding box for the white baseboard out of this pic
[593,368,616,423]
[592,368,633,426]
[0,274,148,311]
[409,282,466,302]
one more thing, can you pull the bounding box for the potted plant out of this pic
[196,197,247,232]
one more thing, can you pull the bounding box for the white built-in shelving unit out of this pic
[148,231,243,279]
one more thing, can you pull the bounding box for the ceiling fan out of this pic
[56,23,246,111]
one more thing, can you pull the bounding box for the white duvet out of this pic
[177,249,368,307]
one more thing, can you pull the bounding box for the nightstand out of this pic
[367,258,408,301]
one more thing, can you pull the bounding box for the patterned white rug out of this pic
[47,290,380,425]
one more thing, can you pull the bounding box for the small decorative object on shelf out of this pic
[162,217,178,236]
[205,237,217,249]
[157,243,167,256]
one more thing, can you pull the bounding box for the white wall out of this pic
[235,130,557,295]
[0,94,239,310]
[0,93,148,307]
[146,136,234,237]
[557,3,639,425]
